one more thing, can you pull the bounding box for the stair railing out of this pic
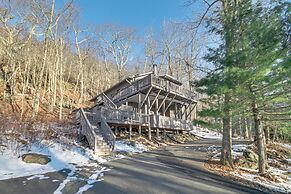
[99,113,116,151]
[79,108,98,152]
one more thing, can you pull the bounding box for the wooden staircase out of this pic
[79,108,116,155]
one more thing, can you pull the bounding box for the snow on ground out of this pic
[27,174,50,180]
[0,138,149,193]
[233,168,291,193]
[190,127,222,139]
[211,144,250,159]
[278,143,291,151]
[0,140,105,180]
[208,143,291,193]
[75,167,111,194]
[115,140,147,153]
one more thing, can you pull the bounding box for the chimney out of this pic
[153,64,158,76]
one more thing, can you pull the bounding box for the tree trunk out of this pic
[251,98,266,175]
[248,118,253,140]
[242,116,249,139]
[221,93,233,167]
[32,0,55,118]
[265,126,270,145]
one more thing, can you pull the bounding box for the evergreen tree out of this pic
[195,0,290,173]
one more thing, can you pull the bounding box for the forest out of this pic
[0,0,290,189]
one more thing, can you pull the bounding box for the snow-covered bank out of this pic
[0,138,150,180]
[190,127,222,139]
[234,167,291,193]
[207,143,291,193]
[0,140,105,180]
[0,138,150,193]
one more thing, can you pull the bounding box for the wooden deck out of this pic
[91,106,194,131]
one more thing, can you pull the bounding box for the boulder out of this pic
[22,153,51,165]
[243,149,258,162]
[285,159,291,165]
[128,140,136,147]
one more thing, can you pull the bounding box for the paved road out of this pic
[0,139,270,194]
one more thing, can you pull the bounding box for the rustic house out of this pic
[78,65,199,155]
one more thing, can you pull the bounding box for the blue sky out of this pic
[75,0,195,33]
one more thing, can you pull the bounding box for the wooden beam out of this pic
[176,102,186,118]
[140,87,153,108]
[157,92,169,112]
[138,126,142,136]
[164,94,176,113]
[129,124,132,140]
[149,89,162,111]
[186,103,197,119]
[181,103,191,119]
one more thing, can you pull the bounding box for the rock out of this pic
[285,159,291,165]
[22,153,51,165]
[116,151,133,157]
[128,140,136,147]
[243,149,258,162]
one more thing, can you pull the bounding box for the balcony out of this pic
[112,74,199,103]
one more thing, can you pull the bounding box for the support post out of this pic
[163,129,166,138]
[162,102,166,116]
[138,92,142,136]
[156,128,159,138]
[155,98,159,114]
[115,126,118,136]
[175,103,178,119]
[138,126,142,136]
[147,97,151,140]
[129,125,132,140]
[148,126,152,140]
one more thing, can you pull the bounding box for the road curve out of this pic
[88,139,266,194]
[0,139,269,194]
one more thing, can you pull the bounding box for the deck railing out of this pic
[113,76,151,102]
[95,106,149,125]
[150,114,194,130]
[94,106,192,130]
[151,75,199,101]
[112,74,199,103]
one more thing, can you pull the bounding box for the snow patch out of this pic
[233,169,291,193]
[190,127,222,139]
[75,167,110,194]
[209,143,291,193]
[76,184,94,194]
[115,140,147,153]
[279,143,291,150]
[27,174,50,180]
[0,140,105,180]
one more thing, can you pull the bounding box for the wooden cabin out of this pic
[78,65,199,155]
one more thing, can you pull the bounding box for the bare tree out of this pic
[96,24,135,81]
